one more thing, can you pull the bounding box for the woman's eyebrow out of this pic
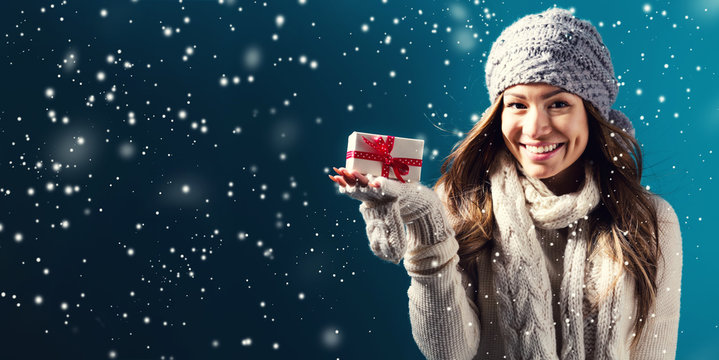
[504,89,567,100]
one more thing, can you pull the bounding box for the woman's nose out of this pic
[523,107,552,138]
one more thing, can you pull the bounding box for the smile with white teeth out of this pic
[525,143,560,154]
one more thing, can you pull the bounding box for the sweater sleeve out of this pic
[403,185,481,360]
[357,200,409,264]
[631,196,683,359]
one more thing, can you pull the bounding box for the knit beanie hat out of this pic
[485,8,634,135]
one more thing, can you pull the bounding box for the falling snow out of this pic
[0,1,714,359]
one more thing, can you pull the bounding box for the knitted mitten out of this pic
[339,176,452,264]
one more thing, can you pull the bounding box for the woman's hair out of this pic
[435,93,660,347]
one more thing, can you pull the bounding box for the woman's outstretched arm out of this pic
[331,168,480,359]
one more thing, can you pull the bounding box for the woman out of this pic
[329,8,682,360]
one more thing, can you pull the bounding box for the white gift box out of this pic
[345,131,424,183]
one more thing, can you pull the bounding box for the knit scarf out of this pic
[489,151,623,360]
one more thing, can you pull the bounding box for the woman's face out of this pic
[501,83,589,180]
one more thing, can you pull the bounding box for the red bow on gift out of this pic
[346,135,422,183]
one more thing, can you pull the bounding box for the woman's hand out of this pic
[328,166,444,223]
[328,167,379,188]
[328,167,403,206]
[328,166,453,262]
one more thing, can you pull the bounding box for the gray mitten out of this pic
[338,176,452,263]
[373,178,454,246]
[339,175,406,263]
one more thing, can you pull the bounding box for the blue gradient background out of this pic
[0,0,716,359]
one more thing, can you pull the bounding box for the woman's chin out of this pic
[519,163,558,179]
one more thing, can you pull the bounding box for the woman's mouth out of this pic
[520,142,564,160]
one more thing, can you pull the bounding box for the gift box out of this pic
[345,131,424,183]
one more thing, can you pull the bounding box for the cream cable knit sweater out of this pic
[340,175,682,360]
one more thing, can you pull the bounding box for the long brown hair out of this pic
[435,93,660,347]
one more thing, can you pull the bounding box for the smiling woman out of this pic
[501,84,589,194]
[331,7,682,360]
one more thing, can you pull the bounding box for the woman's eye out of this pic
[550,101,569,108]
[507,103,526,109]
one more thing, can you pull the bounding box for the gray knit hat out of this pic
[486,8,634,135]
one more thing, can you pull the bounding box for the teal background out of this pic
[0,0,716,359]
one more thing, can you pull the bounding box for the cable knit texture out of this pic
[485,8,634,136]
[337,163,682,359]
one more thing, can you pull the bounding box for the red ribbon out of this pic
[345,135,422,183]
